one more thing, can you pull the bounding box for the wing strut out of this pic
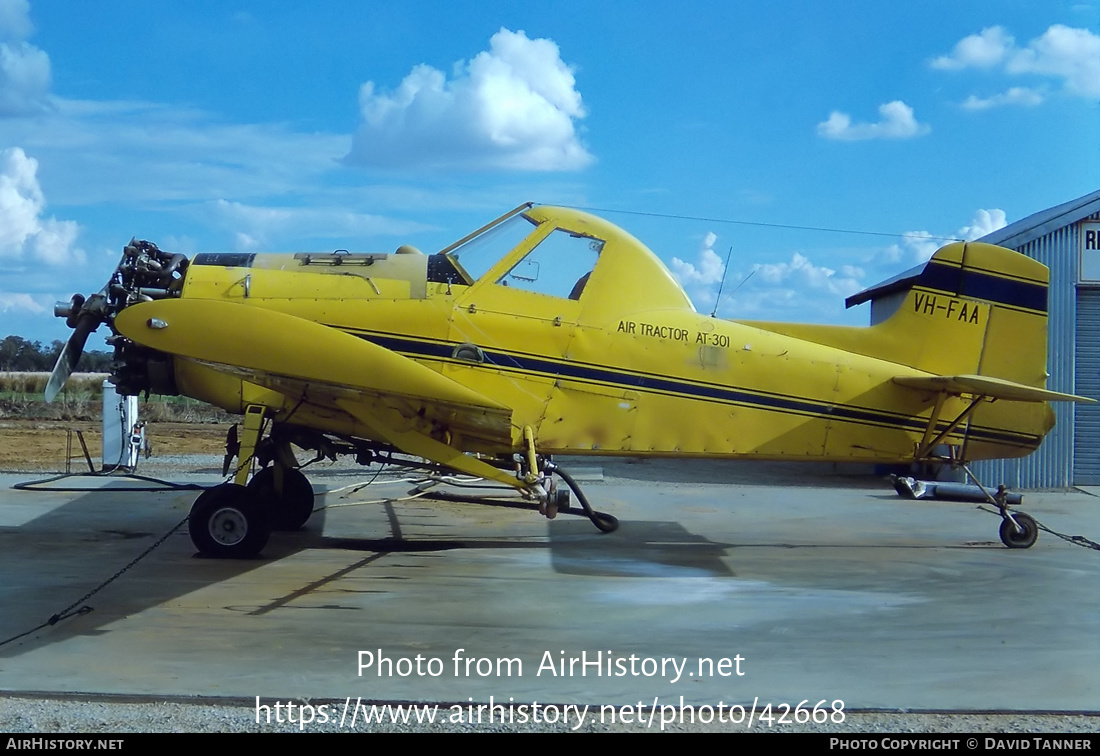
[914,393,986,461]
[335,399,528,491]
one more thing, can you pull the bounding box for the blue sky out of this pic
[0,0,1097,349]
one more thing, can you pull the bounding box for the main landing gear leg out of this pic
[188,404,272,558]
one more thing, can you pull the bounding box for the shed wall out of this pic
[971,220,1081,488]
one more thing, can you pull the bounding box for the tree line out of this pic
[0,335,113,372]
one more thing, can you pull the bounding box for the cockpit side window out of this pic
[496,230,604,300]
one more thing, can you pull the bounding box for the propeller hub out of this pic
[46,239,189,402]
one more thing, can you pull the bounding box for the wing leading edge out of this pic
[113,299,513,448]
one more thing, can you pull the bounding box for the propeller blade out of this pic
[44,315,97,402]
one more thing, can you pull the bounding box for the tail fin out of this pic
[879,242,1064,461]
[880,241,1050,386]
[738,242,1083,460]
[741,242,1079,460]
[745,241,1051,385]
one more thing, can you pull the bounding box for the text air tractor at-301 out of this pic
[47,204,1091,556]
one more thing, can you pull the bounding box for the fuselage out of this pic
[155,205,1051,464]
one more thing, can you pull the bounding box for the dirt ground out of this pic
[0,420,229,472]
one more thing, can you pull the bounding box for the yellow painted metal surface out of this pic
[117,205,1084,474]
[114,298,511,448]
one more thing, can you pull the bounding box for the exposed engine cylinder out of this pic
[54,239,190,396]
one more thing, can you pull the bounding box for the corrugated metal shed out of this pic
[972,190,1100,488]
[980,189,1100,249]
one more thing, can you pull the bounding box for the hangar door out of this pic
[1074,288,1100,483]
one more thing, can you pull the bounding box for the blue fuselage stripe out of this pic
[345,330,1040,449]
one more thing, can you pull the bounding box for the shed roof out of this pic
[979,187,1100,248]
[844,263,922,308]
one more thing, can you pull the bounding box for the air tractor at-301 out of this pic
[48,203,1090,557]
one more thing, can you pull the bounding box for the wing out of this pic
[113,299,514,449]
[893,374,1094,404]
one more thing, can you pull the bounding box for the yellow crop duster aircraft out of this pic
[47,203,1089,557]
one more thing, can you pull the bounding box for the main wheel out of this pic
[999,512,1038,549]
[188,483,271,558]
[247,466,315,531]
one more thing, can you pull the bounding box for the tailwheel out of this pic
[999,512,1039,549]
[188,483,271,558]
[247,466,315,531]
[954,463,1039,550]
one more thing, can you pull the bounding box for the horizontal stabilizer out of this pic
[893,374,1094,404]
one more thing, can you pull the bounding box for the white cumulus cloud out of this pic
[346,28,592,171]
[958,208,1007,240]
[878,208,1007,266]
[752,253,863,298]
[0,147,81,265]
[671,232,724,285]
[881,231,939,265]
[0,0,32,39]
[670,231,726,309]
[935,24,1100,105]
[817,101,929,141]
[1007,24,1100,99]
[932,26,1015,70]
[0,0,50,116]
[961,87,1044,110]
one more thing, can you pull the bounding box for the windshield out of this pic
[445,213,538,284]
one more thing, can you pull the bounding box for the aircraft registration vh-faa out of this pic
[47,203,1092,557]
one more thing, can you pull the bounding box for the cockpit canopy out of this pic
[438,204,695,317]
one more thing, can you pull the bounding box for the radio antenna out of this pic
[710,246,736,318]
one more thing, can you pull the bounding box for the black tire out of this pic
[247,466,315,531]
[188,483,271,558]
[999,512,1038,549]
